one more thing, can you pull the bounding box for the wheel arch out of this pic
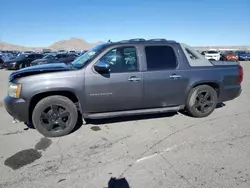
[187,81,221,99]
[28,90,81,124]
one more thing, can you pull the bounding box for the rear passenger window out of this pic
[145,46,177,70]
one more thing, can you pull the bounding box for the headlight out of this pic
[8,83,22,98]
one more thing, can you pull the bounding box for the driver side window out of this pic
[99,47,138,73]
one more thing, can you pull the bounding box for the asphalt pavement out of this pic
[0,62,250,188]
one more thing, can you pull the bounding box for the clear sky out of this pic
[0,0,249,47]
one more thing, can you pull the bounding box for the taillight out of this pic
[238,65,243,84]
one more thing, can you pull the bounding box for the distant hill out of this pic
[0,42,43,51]
[0,38,104,51]
[49,38,103,51]
[0,38,249,51]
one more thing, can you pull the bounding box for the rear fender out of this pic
[186,80,222,101]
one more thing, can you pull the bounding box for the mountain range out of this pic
[0,38,249,51]
[0,38,104,51]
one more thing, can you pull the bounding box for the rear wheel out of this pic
[185,85,218,118]
[32,95,78,137]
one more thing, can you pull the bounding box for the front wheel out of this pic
[185,85,218,118]
[32,95,78,137]
[18,63,23,70]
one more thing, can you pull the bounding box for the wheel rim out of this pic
[194,90,215,114]
[40,105,71,132]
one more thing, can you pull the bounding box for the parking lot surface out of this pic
[0,62,250,188]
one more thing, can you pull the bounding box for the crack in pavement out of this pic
[212,134,250,144]
[89,135,131,150]
[160,154,196,188]
[56,138,64,165]
[2,131,24,136]
[119,111,250,178]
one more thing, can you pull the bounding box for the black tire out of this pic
[18,63,23,70]
[32,95,78,137]
[185,85,218,118]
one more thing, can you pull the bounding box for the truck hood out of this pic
[5,59,21,63]
[9,63,75,82]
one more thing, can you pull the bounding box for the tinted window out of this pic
[61,54,68,58]
[186,48,198,59]
[43,54,55,59]
[145,46,177,70]
[69,54,77,58]
[15,54,26,60]
[36,54,43,58]
[28,54,36,58]
[56,54,63,58]
[99,47,138,73]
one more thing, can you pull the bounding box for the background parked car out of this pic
[0,52,15,62]
[4,53,44,70]
[200,51,207,55]
[0,55,4,69]
[235,51,250,61]
[204,50,221,61]
[30,53,78,66]
[23,51,34,54]
[220,51,239,61]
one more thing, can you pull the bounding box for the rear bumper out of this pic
[4,96,29,123]
[219,85,242,102]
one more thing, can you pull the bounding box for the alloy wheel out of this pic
[40,105,71,132]
[194,90,215,113]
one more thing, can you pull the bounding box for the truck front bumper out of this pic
[4,96,29,123]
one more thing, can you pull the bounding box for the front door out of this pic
[143,45,189,108]
[84,46,143,113]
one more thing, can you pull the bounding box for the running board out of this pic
[85,105,184,119]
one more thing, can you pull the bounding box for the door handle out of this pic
[128,76,141,82]
[169,74,182,79]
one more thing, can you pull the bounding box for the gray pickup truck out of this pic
[4,39,243,137]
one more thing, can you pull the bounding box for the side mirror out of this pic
[94,61,110,73]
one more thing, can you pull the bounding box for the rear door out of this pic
[143,45,188,108]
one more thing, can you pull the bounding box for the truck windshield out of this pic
[71,44,107,69]
[43,54,56,60]
[15,54,26,61]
